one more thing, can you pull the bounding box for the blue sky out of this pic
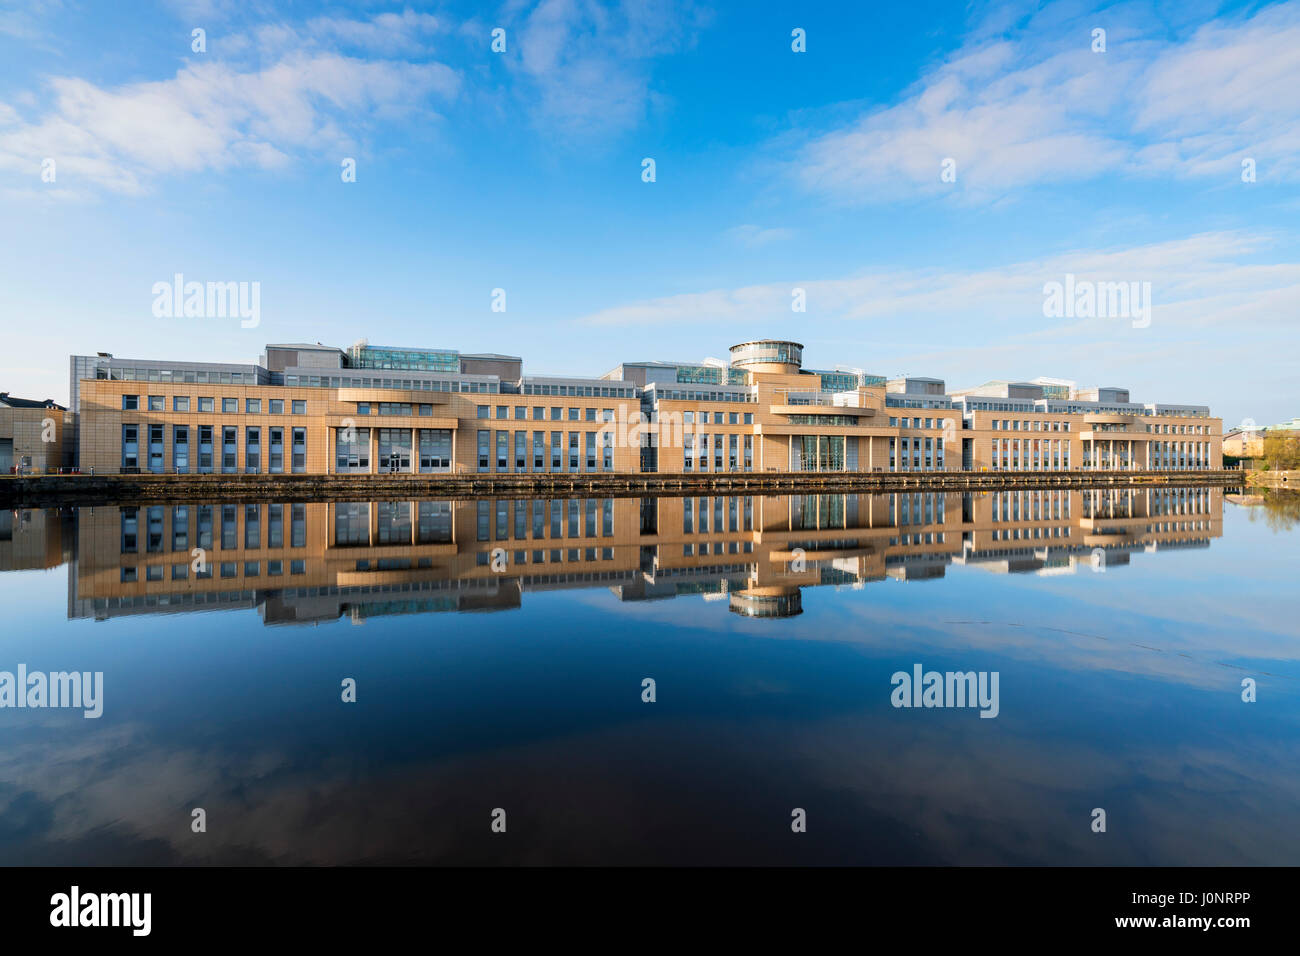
[0,0,1296,425]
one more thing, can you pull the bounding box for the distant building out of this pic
[0,393,68,473]
[1223,417,1298,458]
[0,338,1225,475]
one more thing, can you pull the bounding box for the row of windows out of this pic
[97,367,258,384]
[476,430,614,473]
[990,419,1073,432]
[683,434,754,472]
[887,437,946,471]
[121,424,306,473]
[120,560,308,582]
[284,375,499,393]
[654,390,756,403]
[990,490,1073,522]
[990,438,1072,471]
[683,411,754,425]
[474,498,619,542]
[122,395,307,415]
[477,405,619,422]
[521,383,635,397]
[334,428,454,473]
[682,496,756,533]
[889,416,955,430]
[354,402,438,416]
[120,503,309,554]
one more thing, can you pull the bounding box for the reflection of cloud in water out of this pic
[2,700,1299,865]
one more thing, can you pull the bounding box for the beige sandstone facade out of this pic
[61,486,1223,620]
[57,339,1221,476]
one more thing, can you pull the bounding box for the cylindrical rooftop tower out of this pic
[728,340,803,374]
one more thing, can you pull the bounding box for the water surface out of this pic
[1,486,1296,865]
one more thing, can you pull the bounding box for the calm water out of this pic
[1,486,1297,865]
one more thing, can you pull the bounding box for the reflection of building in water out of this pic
[0,507,72,571]
[56,487,1224,624]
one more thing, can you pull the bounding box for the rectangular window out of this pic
[173,396,190,412]
[148,395,164,411]
[291,504,306,547]
[245,504,261,549]
[533,431,545,470]
[418,429,451,472]
[269,426,284,473]
[268,504,283,548]
[292,399,306,414]
[335,427,371,472]
[477,405,489,419]
[146,506,163,551]
[496,406,508,420]
[198,396,214,413]
[148,424,165,473]
[551,431,562,471]
[478,430,490,472]
[515,430,527,471]
[291,427,306,473]
[222,426,238,472]
[173,425,189,473]
[121,424,139,471]
[377,428,413,472]
[496,431,508,471]
[246,399,261,414]
[223,398,238,414]
[122,394,139,410]
[245,427,261,473]
[120,507,138,552]
[197,424,214,472]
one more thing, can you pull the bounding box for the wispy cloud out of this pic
[793,3,1300,202]
[507,0,708,138]
[0,23,459,194]
[725,224,794,247]
[575,230,1300,339]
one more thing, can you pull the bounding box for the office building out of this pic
[54,338,1220,475]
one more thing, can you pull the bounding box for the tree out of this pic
[1263,431,1300,471]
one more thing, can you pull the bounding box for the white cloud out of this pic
[0,51,459,194]
[794,3,1300,202]
[508,0,707,138]
[575,230,1300,345]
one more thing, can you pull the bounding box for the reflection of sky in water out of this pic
[0,498,1297,865]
